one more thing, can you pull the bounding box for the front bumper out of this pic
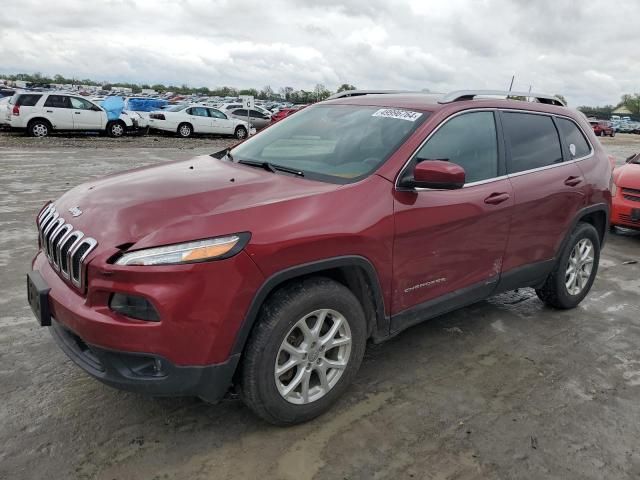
[32,248,264,366]
[611,197,640,229]
[51,319,240,402]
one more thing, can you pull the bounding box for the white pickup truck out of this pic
[6,92,135,137]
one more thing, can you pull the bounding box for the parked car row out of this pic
[1,92,308,138]
[588,117,640,136]
[1,92,309,138]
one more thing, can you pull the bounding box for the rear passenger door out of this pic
[500,111,586,276]
[43,95,74,129]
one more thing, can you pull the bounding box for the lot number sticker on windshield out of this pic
[372,108,423,122]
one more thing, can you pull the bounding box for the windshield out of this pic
[229,105,428,183]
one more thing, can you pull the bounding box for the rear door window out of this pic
[233,109,248,116]
[44,95,71,108]
[415,111,499,183]
[16,94,43,106]
[187,107,208,117]
[555,118,591,159]
[502,112,563,174]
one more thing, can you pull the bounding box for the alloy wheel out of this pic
[274,309,352,405]
[32,124,48,137]
[111,123,124,137]
[565,238,594,295]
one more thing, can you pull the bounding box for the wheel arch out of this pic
[177,121,193,133]
[106,119,126,130]
[27,117,52,129]
[230,256,387,357]
[557,203,610,257]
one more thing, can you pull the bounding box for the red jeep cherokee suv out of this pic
[28,90,611,425]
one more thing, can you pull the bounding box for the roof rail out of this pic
[326,89,415,100]
[439,90,566,107]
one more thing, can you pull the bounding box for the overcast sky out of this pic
[1,0,638,105]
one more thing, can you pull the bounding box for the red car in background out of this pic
[611,153,640,230]
[590,119,615,137]
[271,105,307,122]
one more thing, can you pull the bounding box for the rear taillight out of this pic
[12,105,19,116]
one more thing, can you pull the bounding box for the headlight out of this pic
[611,181,617,197]
[115,233,249,266]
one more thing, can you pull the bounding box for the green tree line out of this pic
[578,93,640,120]
[0,72,358,102]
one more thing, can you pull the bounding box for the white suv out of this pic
[7,93,133,137]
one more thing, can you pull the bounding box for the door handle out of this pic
[45,110,53,113]
[564,176,582,187]
[74,111,81,115]
[484,192,510,205]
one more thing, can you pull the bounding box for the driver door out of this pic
[70,97,104,129]
[208,108,234,134]
[391,110,513,331]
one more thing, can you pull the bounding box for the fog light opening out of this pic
[109,293,160,322]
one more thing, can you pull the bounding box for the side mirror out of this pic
[404,160,465,189]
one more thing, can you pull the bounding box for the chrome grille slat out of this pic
[46,218,65,259]
[51,224,73,269]
[36,205,98,290]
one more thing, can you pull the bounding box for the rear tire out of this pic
[107,120,126,138]
[610,131,615,137]
[177,123,193,138]
[234,126,247,140]
[536,222,600,309]
[28,119,50,138]
[240,277,367,425]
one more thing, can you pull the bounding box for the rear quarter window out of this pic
[556,117,591,159]
[503,112,563,174]
[15,94,42,107]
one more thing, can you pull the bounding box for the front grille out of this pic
[622,187,640,196]
[623,194,640,203]
[619,214,640,224]
[37,204,98,290]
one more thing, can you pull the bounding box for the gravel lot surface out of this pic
[1,132,640,480]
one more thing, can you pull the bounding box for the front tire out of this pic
[234,126,247,140]
[536,222,600,309]
[240,277,366,425]
[107,120,126,138]
[177,123,193,138]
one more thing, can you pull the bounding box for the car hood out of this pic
[52,155,339,251]
[614,163,640,189]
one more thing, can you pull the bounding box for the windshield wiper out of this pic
[237,159,304,177]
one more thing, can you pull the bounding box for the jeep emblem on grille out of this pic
[69,206,83,217]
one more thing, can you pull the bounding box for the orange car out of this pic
[611,153,640,230]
